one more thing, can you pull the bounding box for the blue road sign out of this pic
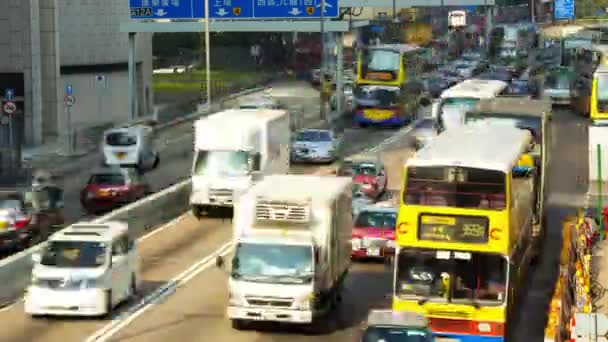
[129,0,338,19]
[4,89,14,101]
[462,5,477,14]
[65,84,73,96]
[554,0,574,19]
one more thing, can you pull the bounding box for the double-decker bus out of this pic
[571,45,608,121]
[393,125,538,341]
[354,44,429,127]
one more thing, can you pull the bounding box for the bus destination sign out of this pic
[418,214,489,243]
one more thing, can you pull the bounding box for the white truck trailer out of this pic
[190,109,290,218]
[216,175,352,330]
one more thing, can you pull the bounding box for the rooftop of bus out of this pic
[595,64,608,75]
[407,125,532,173]
[469,98,552,117]
[365,44,421,53]
[440,79,509,99]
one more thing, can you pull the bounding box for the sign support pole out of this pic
[128,32,136,121]
[336,32,344,116]
[66,104,73,155]
[204,0,211,109]
[320,0,326,122]
[599,144,604,241]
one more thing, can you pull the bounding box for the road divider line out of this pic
[85,240,234,342]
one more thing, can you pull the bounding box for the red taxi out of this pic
[351,206,397,261]
[338,155,387,199]
[80,167,151,215]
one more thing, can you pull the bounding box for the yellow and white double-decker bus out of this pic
[393,125,537,342]
[354,44,429,127]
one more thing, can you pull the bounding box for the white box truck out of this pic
[216,175,352,330]
[190,109,290,218]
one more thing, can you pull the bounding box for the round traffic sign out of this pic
[64,95,76,107]
[3,101,16,114]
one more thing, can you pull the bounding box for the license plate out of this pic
[98,189,110,196]
[364,109,393,121]
[436,338,460,342]
[367,248,380,256]
[115,152,126,159]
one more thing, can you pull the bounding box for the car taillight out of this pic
[15,215,30,229]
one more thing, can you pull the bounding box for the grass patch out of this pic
[153,69,268,92]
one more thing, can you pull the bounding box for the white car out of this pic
[291,129,340,163]
[25,221,140,317]
[102,125,159,173]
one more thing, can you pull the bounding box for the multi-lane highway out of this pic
[0,88,590,341]
[0,81,412,342]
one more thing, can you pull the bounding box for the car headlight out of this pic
[351,238,362,250]
[86,191,95,199]
[362,184,373,190]
[386,240,396,248]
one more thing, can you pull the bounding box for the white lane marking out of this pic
[0,302,16,313]
[85,240,234,342]
[139,214,186,242]
[363,121,418,154]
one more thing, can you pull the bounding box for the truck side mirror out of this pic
[251,153,262,171]
[216,255,225,268]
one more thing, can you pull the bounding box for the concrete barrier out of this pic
[0,178,192,307]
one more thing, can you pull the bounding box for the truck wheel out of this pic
[153,154,160,169]
[192,206,204,219]
[231,319,247,330]
[102,290,113,318]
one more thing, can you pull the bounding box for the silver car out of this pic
[291,129,340,163]
[412,118,439,150]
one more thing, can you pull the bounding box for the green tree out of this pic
[576,0,608,17]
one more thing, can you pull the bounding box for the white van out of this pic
[24,221,140,317]
[102,125,159,173]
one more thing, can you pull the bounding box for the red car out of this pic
[80,167,151,215]
[351,206,397,261]
[339,156,387,199]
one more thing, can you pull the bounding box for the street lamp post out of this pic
[320,0,326,121]
[204,0,211,110]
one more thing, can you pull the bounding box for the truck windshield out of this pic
[395,248,507,306]
[362,327,430,342]
[193,150,250,177]
[40,241,108,268]
[231,242,313,284]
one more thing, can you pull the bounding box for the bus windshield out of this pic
[597,74,608,101]
[363,49,401,72]
[439,97,480,131]
[403,166,506,210]
[395,248,507,306]
[354,85,400,107]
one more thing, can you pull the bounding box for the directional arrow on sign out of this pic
[216,8,228,16]
[315,1,333,12]
[288,8,302,15]
[155,8,167,16]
